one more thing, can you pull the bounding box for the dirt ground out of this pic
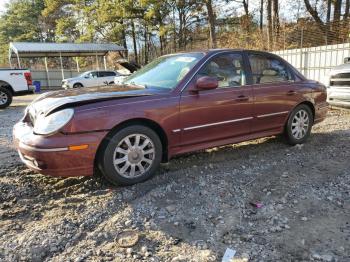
[0,95,349,262]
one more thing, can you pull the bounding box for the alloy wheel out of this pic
[291,109,310,139]
[113,134,155,178]
[0,91,8,105]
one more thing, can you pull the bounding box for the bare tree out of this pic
[205,0,217,48]
[345,0,350,19]
[326,0,332,23]
[131,20,138,64]
[333,0,342,23]
[303,0,326,34]
[273,0,280,39]
[260,0,263,31]
[267,0,273,49]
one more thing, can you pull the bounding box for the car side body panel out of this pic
[13,49,328,178]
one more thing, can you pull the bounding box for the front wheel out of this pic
[0,87,12,109]
[98,125,162,186]
[284,104,313,145]
[73,83,83,88]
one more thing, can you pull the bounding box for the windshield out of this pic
[123,53,204,89]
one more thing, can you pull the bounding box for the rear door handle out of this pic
[287,90,296,96]
[235,95,249,102]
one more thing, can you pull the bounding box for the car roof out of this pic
[162,48,276,57]
[85,70,116,72]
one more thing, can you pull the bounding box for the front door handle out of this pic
[287,90,296,96]
[235,95,249,102]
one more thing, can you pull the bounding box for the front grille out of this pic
[331,73,350,79]
[330,80,350,86]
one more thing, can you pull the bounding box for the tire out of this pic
[0,87,12,109]
[98,125,162,186]
[73,83,83,88]
[284,104,313,145]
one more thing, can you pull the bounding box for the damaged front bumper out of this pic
[13,121,108,177]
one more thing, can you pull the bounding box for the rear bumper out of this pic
[13,86,35,96]
[13,122,108,177]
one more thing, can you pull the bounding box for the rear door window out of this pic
[248,54,293,84]
[98,71,116,77]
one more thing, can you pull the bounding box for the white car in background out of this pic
[62,70,120,89]
[327,57,350,107]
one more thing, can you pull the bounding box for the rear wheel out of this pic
[285,104,313,145]
[0,87,12,109]
[98,125,162,186]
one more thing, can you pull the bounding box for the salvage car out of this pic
[327,57,350,107]
[13,49,328,186]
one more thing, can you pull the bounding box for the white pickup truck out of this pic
[0,69,34,109]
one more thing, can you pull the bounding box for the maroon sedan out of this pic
[13,49,328,185]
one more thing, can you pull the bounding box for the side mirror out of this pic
[84,75,89,79]
[195,76,218,91]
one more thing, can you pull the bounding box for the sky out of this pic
[0,0,10,13]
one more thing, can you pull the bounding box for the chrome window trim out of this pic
[179,117,253,132]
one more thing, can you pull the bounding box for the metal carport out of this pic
[8,42,127,87]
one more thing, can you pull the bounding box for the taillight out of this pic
[24,72,32,85]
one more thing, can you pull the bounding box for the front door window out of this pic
[196,53,246,88]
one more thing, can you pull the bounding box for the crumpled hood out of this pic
[27,85,154,116]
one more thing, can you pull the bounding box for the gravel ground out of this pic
[0,96,349,262]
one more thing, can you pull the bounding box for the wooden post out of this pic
[75,57,80,72]
[103,56,107,70]
[44,57,51,88]
[59,52,65,80]
[17,53,21,68]
[95,53,99,70]
[8,47,12,68]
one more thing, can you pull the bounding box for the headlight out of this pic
[33,109,74,135]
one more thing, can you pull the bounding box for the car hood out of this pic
[330,63,350,75]
[62,77,79,82]
[27,85,158,116]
